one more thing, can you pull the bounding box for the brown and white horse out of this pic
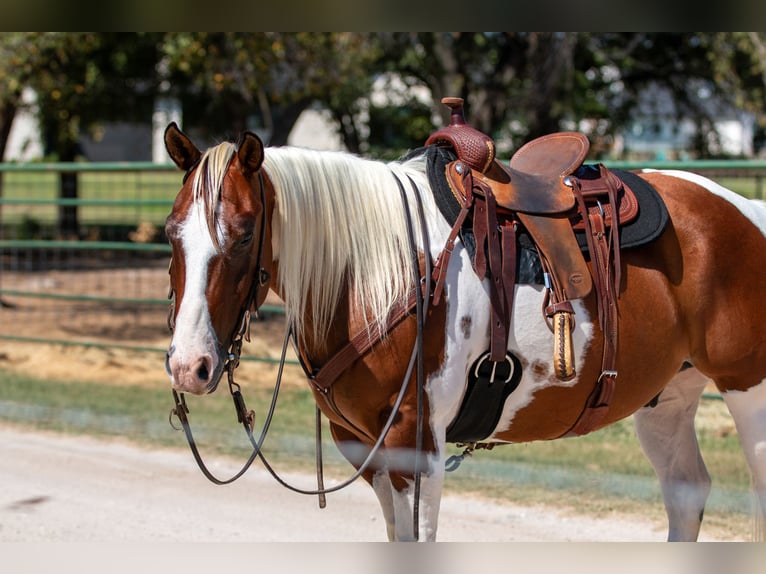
[163,123,766,541]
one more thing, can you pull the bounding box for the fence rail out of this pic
[2,159,765,372]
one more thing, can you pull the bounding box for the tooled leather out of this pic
[425,97,496,173]
[426,128,495,173]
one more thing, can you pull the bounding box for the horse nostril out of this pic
[196,361,210,381]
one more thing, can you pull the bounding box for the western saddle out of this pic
[428,97,636,436]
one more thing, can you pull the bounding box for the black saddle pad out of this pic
[573,165,669,251]
[416,145,669,285]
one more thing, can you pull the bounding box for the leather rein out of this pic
[168,170,432,540]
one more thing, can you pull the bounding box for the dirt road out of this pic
[0,424,711,542]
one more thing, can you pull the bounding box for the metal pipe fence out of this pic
[1,160,765,372]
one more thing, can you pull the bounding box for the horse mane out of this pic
[263,147,426,344]
[189,140,428,344]
[190,141,237,251]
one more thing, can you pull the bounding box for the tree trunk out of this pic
[59,172,79,238]
[524,33,577,141]
[44,118,81,238]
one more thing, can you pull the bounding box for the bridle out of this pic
[168,170,271,483]
[167,165,432,539]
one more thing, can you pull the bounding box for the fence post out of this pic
[59,171,79,238]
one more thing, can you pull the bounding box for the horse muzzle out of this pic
[166,344,225,396]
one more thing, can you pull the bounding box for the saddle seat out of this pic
[498,131,590,215]
[427,97,589,215]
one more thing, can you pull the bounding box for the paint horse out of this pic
[163,113,766,541]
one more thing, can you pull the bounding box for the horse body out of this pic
[163,124,766,541]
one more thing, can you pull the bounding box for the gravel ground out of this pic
[0,424,700,543]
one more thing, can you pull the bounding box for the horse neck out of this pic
[264,148,421,352]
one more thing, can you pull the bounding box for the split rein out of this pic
[168,170,432,539]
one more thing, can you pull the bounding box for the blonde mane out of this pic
[190,141,237,250]
[189,141,429,344]
[263,147,426,343]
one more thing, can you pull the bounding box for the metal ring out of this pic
[473,352,515,384]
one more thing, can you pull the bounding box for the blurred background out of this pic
[1,33,765,541]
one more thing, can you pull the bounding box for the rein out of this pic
[168,168,432,539]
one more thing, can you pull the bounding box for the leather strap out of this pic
[431,201,471,306]
[432,166,474,305]
[468,177,518,363]
[298,174,434,395]
[566,170,622,436]
[304,289,420,393]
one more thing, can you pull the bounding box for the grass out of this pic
[0,367,756,539]
[1,170,180,228]
[0,369,332,466]
[1,166,764,231]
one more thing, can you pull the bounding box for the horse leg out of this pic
[329,422,446,541]
[718,378,766,540]
[328,422,398,540]
[380,451,446,541]
[359,442,446,540]
[633,367,711,541]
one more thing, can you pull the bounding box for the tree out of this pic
[159,33,381,151]
[379,33,766,158]
[15,32,162,236]
[378,33,582,153]
[579,33,766,157]
[3,33,765,170]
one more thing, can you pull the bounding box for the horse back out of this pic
[637,171,766,390]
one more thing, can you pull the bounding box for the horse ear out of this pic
[164,122,201,171]
[237,131,264,175]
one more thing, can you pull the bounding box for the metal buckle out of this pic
[473,352,515,384]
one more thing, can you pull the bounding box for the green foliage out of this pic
[1,33,162,160]
[1,33,766,161]
[366,99,433,159]
[160,32,381,148]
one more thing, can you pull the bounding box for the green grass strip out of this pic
[0,369,753,517]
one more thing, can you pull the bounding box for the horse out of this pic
[162,122,766,541]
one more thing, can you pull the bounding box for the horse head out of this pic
[163,123,274,395]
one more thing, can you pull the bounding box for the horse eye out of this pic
[239,231,254,246]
